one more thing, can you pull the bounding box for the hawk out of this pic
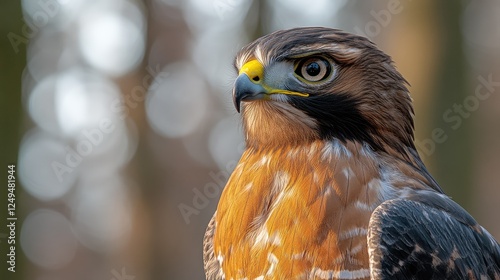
[203,27,500,279]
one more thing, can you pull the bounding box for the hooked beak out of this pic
[233,74,267,113]
[232,60,309,113]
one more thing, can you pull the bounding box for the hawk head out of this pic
[233,27,414,154]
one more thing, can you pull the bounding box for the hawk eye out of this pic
[295,57,332,82]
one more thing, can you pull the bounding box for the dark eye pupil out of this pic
[306,62,321,76]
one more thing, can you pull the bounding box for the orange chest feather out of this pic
[214,141,383,279]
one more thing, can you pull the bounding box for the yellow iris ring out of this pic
[239,60,309,98]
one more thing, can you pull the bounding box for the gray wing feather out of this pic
[203,212,225,280]
[368,191,500,280]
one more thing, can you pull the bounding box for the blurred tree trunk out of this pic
[432,1,472,208]
[138,1,202,279]
[470,1,500,240]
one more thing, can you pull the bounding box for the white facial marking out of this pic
[254,45,266,66]
[268,93,289,102]
[236,50,254,70]
[272,101,318,129]
[325,44,362,56]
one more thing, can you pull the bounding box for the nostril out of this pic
[252,76,260,82]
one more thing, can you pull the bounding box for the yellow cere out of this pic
[239,60,309,98]
[239,59,264,78]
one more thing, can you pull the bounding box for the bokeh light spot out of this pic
[72,177,132,253]
[146,62,209,138]
[21,209,78,269]
[19,129,77,201]
[208,116,244,171]
[78,11,145,76]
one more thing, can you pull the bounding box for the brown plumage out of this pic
[204,27,500,279]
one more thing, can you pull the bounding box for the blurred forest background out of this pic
[0,0,499,279]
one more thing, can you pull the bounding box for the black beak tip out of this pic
[232,74,265,113]
[233,91,241,113]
